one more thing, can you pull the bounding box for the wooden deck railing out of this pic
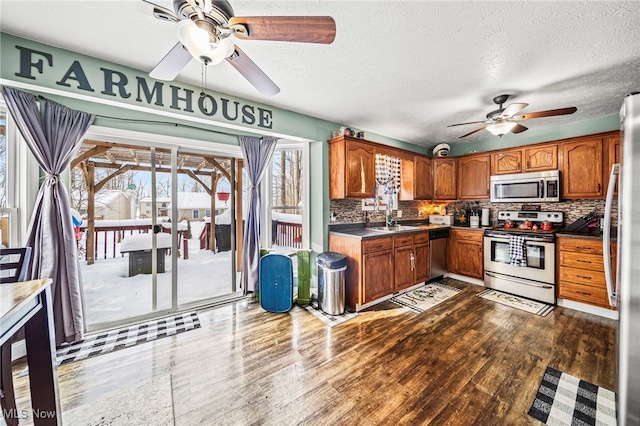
[80,224,187,260]
[199,221,302,251]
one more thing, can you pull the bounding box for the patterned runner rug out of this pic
[57,311,200,365]
[528,366,616,425]
[390,282,462,313]
[477,289,554,316]
[301,304,359,327]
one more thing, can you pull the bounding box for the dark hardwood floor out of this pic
[10,279,616,425]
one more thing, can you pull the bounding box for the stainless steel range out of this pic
[483,210,564,304]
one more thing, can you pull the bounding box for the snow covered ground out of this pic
[79,220,298,327]
[80,221,240,326]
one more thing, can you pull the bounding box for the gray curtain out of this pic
[239,135,278,293]
[1,86,94,345]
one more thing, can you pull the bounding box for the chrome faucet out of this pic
[386,206,395,227]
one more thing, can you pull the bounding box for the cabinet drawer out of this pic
[414,232,430,244]
[559,252,604,271]
[558,280,611,308]
[558,238,604,255]
[452,230,483,242]
[559,266,605,287]
[394,235,414,247]
[363,238,392,254]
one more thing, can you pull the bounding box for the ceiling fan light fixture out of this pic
[486,121,517,136]
[176,19,233,65]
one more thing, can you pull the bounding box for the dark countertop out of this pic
[328,223,488,239]
[557,225,618,241]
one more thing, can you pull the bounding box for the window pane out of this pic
[271,147,303,250]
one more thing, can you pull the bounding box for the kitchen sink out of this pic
[368,225,422,232]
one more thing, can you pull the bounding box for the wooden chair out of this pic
[1,247,32,426]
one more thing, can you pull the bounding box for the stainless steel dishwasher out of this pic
[429,228,450,281]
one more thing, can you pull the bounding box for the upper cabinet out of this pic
[433,158,457,200]
[457,154,490,200]
[492,150,522,175]
[329,136,376,199]
[414,155,433,200]
[524,144,558,172]
[561,137,604,199]
[492,144,557,175]
[604,133,621,196]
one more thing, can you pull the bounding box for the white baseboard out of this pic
[444,273,485,287]
[557,298,619,320]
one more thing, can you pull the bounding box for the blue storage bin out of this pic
[259,253,294,313]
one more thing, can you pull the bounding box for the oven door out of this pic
[484,235,555,284]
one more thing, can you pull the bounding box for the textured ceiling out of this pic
[1,1,639,151]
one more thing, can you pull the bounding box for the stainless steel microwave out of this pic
[490,170,560,202]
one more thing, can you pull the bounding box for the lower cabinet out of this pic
[447,229,483,279]
[557,236,617,310]
[329,231,430,310]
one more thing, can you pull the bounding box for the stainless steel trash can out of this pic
[317,252,347,315]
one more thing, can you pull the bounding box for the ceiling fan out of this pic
[144,0,336,96]
[448,94,577,138]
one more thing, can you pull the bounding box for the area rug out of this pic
[477,289,554,317]
[301,304,359,327]
[63,375,174,425]
[390,282,462,313]
[528,366,616,426]
[57,311,200,365]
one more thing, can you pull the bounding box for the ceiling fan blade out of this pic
[513,106,577,120]
[500,102,528,118]
[459,126,486,138]
[229,16,336,44]
[226,45,280,96]
[447,120,486,127]
[149,42,193,81]
[142,0,179,22]
[511,123,528,134]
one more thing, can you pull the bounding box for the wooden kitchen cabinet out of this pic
[433,158,457,200]
[363,245,395,304]
[448,229,483,279]
[414,156,433,200]
[604,133,621,197]
[414,232,430,283]
[457,154,490,200]
[524,144,558,172]
[557,236,616,310]
[492,149,522,175]
[561,137,604,198]
[491,144,557,176]
[394,234,415,292]
[328,135,376,199]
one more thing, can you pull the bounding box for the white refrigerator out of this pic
[603,91,640,425]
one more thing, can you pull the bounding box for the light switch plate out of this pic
[397,210,402,218]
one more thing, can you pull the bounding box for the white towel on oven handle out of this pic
[508,235,527,267]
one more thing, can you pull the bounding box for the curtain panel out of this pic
[239,136,278,293]
[1,86,94,345]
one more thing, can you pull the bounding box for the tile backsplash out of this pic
[329,198,617,227]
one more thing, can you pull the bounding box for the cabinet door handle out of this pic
[597,183,601,193]
[517,161,520,169]
[410,252,415,271]
[527,160,530,169]
[577,259,592,264]
[577,291,592,296]
[576,246,592,250]
[577,275,592,280]
[435,190,438,197]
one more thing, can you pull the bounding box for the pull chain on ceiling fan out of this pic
[144,0,336,96]
[448,94,577,138]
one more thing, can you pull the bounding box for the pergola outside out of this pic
[72,140,244,269]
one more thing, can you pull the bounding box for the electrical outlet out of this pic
[330,211,336,222]
[397,210,402,218]
[418,210,422,217]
